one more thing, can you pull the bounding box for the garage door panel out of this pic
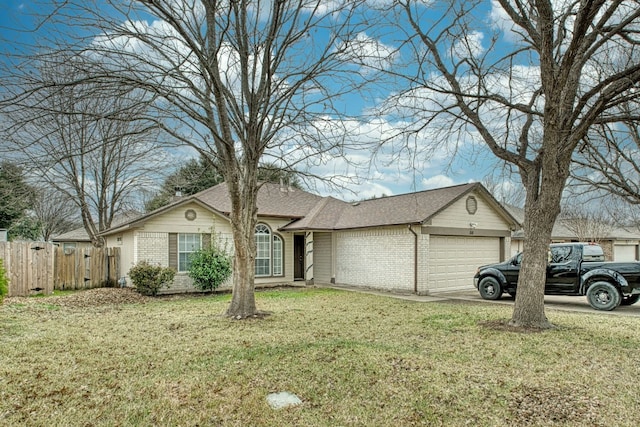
[614,245,637,262]
[429,236,500,292]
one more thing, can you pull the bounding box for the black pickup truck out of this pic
[474,242,640,311]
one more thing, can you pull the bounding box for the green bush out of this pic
[128,261,176,296]
[0,259,8,303]
[188,244,232,292]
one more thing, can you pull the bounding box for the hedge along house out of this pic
[101,181,518,294]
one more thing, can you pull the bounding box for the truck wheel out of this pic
[586,281,621,311]
[478,277,503,300]
[621,294,640,306]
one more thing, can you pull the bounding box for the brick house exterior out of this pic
[102,182,518,295]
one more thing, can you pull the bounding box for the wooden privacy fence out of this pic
[0,242,55,297]
[0,242,120,297]
[54,246,121,291]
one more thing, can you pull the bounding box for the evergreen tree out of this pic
[0,162,37,239]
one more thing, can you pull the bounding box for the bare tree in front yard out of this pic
[375,0,640,328]
[1,1,371,318]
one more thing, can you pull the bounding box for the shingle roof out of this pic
[283,182,489,231]
[53,211,142,242]
[52,227,92,242]
[101,181,516,234]
[195,182,326,218]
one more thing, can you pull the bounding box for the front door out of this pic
[294,234,305,280]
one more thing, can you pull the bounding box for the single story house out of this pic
[506,205,640,261]
[52,211,142,251]
[101,182,519,295]
[52,227,93,251]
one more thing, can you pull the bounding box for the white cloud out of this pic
[337,32,398,73]
[421,175,457,189]
[453,31,485,59]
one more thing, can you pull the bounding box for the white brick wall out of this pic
[416,233,430,295]
[335,227,415,292]
[136,232,169,266]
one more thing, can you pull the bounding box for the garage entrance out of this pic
[614,244,639,262]
[428,236,502,292]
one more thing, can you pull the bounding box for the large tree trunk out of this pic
[225,176,259,318]
[510,204,555,329]
[510,146,570,329]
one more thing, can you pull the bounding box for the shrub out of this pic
[128,261,176,296]
[0,259,8,303]
[188,243,232,292]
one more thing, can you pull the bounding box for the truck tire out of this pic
[586,281,621,311]
[621,294,640,306]
[478,277,503,300]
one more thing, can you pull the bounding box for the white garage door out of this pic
[428,236,501,292]
[614,245,638,262]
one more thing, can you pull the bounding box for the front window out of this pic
[255,224,271,276]
[178,233,201,272]
[273,235,283,276]
[255,224,284,277]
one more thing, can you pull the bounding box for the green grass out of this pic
[1,287,638,426]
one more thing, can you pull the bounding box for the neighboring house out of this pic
[101,182,518,295]
[506,205,640,261]
[52,227,93,251]
[52,211,142,251]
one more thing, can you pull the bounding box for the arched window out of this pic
[255,224,284,277]
[255,224,271,276]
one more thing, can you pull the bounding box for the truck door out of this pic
[546,246,580,294]
[504,253,522,288]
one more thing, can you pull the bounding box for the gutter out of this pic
[408,224,418,294]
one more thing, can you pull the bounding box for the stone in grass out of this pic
[266,391,303,410]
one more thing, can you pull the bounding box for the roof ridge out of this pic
[355,182,477,204]
[304,196,343,224]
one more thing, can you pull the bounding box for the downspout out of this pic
[408,224,418,294]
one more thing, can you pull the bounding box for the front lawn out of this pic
[1,287,637,426]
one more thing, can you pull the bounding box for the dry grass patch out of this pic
[1,287,640,426]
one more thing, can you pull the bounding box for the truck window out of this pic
[583,245,605,261]
[550,246,574,263]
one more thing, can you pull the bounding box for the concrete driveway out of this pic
[441,289,640,317]
[325,285,640,317]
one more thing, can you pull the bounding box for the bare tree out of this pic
[570,107,640,222]
[559,204,613,244]
[482,169,525,208]
[30,187,79,242]
[1,1,370,317]
[376,1,640,327]
[4,57,169,246]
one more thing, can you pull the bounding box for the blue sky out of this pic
[0,1,516,202]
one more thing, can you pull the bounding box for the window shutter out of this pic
[168,233,178,270]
